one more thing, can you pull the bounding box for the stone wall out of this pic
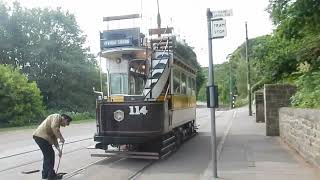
[255,91,264,123]
[279,108,320,168]
[264,84,296,136]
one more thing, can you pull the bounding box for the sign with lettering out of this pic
[211,19,227,38]
[212,9,233,18]
[102,38,132,48]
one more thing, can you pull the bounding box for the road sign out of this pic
[212,9,233,18]
[211,19,227,38]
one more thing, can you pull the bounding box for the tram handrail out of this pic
[144,39,169,97]
[164,84,170,100]
[144,26,171,98]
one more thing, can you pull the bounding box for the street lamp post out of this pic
[226,54,233,109]
[245,22,252,116]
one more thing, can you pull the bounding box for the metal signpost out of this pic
[206,8,232,179]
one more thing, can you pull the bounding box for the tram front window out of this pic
[110,73,128,94]
[128,60,147,95]
[110,73,144,95]
[129,75,144,95]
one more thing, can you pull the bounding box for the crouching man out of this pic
[33,114,72,179]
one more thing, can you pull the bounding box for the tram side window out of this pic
[192,78,196,96]
[181,73,187,94]
[187,76,192,95]
[173,70,180,94]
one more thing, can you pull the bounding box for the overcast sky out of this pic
[7,0,274,67]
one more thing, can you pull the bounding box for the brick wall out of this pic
[279,108,320,168]
[255,91,264,123]
[264,84,296,136]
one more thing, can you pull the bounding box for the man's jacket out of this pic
[33,114,63,147]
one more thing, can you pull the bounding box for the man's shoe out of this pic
[48,174,63,180]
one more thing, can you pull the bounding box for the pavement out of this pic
[201,107,320,180]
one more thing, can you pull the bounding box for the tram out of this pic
[93,14,197,159]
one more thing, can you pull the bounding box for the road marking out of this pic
[217,110,236,159]
[201,109,237,179]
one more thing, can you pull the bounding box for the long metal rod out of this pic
[206,8,218,178]
[245,22,252,116]
[229,60,232,109]
[157,0,161,37]
[56,143,64,173]
[99,54,103,92]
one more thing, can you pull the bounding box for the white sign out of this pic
[212,9,233,18]
[211,19,227,38]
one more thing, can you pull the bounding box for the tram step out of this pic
[145,79,158,88]
[155,54,170,59]
[162,136,176,145]
[152,58,168,65]
[151,69,164,76]
[91,151,160,160]
[160,142,176,153]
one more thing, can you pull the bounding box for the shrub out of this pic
[0,65,45,127]
[235,98,248,108]
[291,71,320,108]
[45,109,95,122]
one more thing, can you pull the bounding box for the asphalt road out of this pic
[0,108,233,180]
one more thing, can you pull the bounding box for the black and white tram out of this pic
[92,14,197,159]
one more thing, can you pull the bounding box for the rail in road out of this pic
[62,156,155,180]
[0,137,93,173]
[0,109,228,180]
[0,137,93,160]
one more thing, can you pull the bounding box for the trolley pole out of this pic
[99,53,103,92]
[206,8,218,178]
[245,22,252,116]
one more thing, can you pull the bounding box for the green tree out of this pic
[0,65,45,127]
[268,0,320,39]
[0,2,100,112]
[174,42,205,96]
[291,71,320,108]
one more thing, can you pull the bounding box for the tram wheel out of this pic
[174,131,182,150]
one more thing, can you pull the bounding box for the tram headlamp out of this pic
[114,110,124,122]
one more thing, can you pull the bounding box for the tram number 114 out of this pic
[129,106,148,115]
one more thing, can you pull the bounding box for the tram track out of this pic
[61,156,155,180]
[62,157,121,179]
[127,160,155,180]
[0,137,93,160]
[0,138,94,173]
[125,110,228,180]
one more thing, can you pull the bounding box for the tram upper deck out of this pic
[98,15,196,104]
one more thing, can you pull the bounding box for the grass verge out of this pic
[0,119,95,133]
